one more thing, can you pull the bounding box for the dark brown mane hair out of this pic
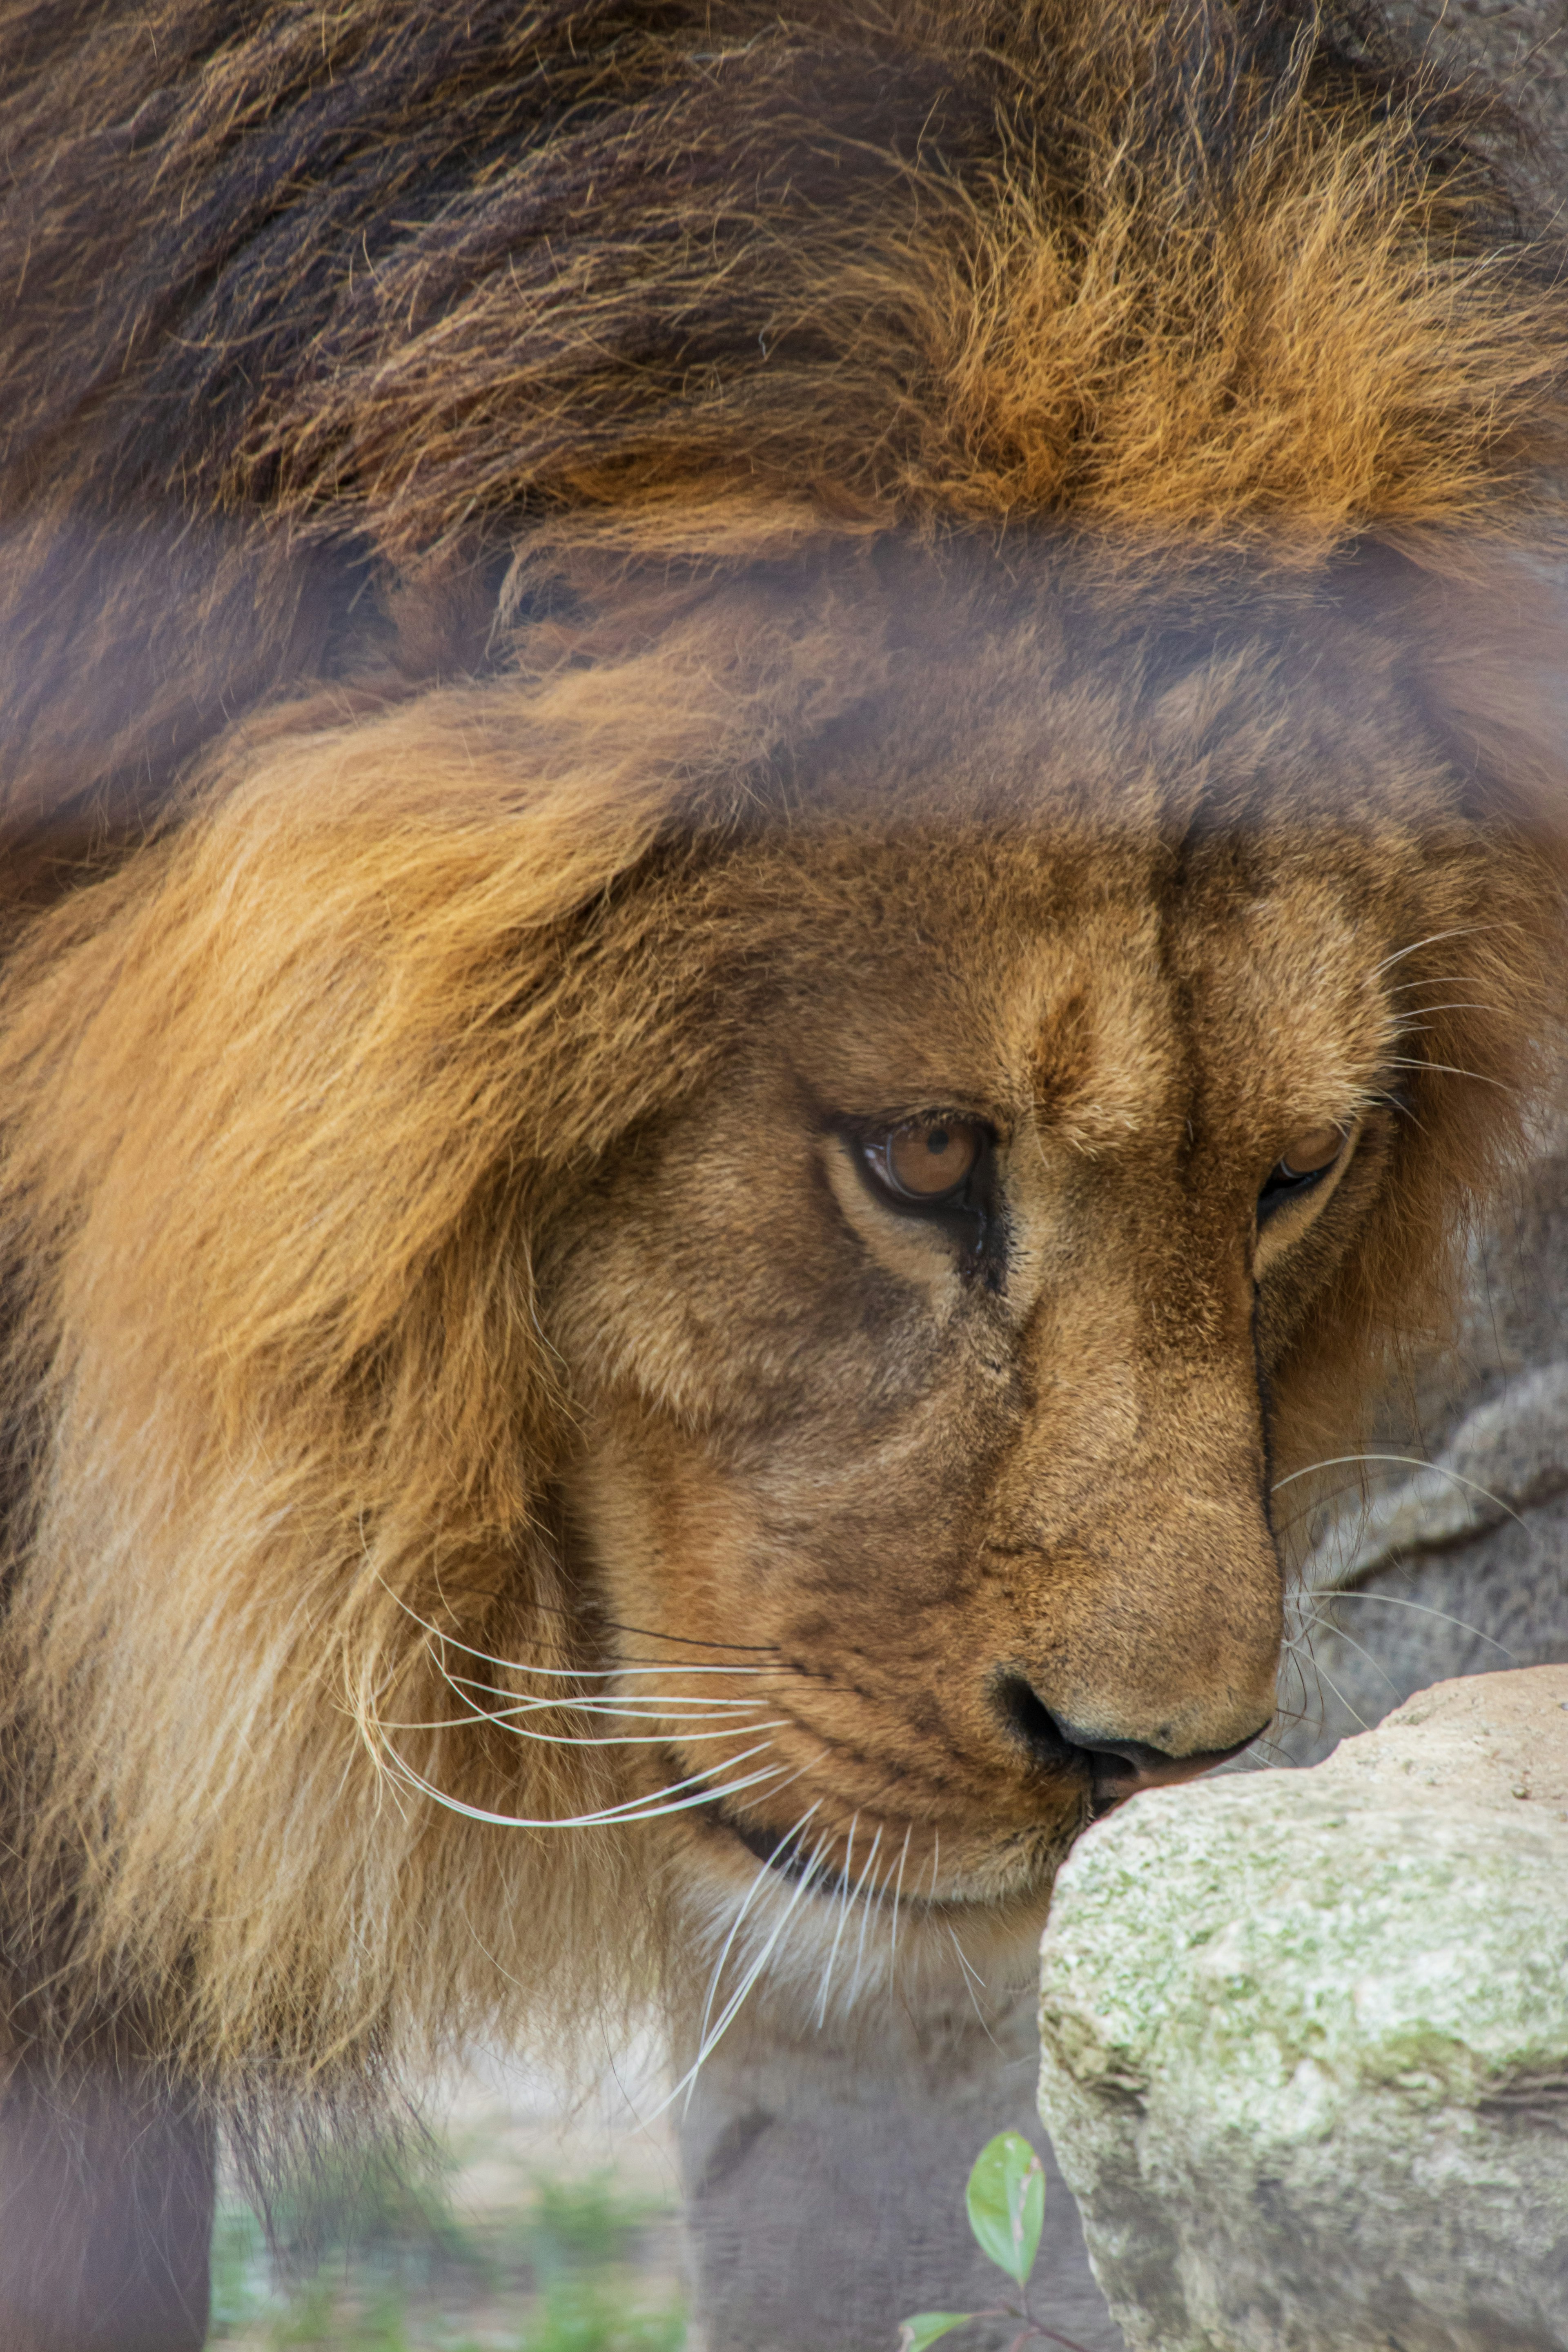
[2,0,1564,856]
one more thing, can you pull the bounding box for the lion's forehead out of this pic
[718,828,1400,1153]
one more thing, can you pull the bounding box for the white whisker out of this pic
[1372,927,1489,978]
[687,1800,824,2115]
[385,1584,778,1679]
[1387,973,1485,994]
[846,1822,884,2009]
[376,1715,786,1747]
[814,1812,859,2028]
[655,1831,835,2117]
[1381,1057,1510,1091]
[1389,1003,1494,1020]
[441,1671,761,1714]
[377,1737,785,1830]
[947,1926,985,1994]
[947,1924,1000,2047]
[1274,1453,1523,1528]
[1294,1655,1372,1733]
[1312,1590,1517,1657]
[419,1648,777,1745]
[1298,1611,1402,1699]
[887,1822,913,1969]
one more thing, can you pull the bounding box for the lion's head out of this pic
[0,537,1562,2098]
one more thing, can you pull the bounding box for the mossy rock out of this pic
[1038,1668,1568,2352]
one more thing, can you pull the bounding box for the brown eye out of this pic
[1278,1124,1345,1179]
[1258,1121,1350,1224]
[872,1117,984,1203]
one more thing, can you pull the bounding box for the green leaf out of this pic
[897,2314,973,2351]
[964,2130,1046,2288]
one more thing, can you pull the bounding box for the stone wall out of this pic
[1278,1141,1568,1766]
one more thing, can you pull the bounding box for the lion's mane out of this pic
[0,0,1566,2107]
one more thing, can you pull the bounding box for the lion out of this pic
[1,0,1567,2343]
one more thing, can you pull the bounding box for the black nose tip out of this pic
[992,1674,1267,1817]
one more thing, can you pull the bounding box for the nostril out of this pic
[992,1673,1093,1776]
[991,1672,1270,1806]
[992,1674,1158,1791]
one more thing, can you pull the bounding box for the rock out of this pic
[1037,1666,1568,2352]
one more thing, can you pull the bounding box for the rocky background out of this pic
[1277,1134,1568,1768]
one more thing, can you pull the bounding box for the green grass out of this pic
[209,2151,685,2350]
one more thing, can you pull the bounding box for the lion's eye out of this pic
[865,1117,984,1206]
[1278,1124,1344,1178]
[1258,1123,1348,1220]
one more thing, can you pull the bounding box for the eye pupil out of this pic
[882,1117,982,1200]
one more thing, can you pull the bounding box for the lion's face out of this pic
[551,806,1416,1954]
[1,555,1553,2081]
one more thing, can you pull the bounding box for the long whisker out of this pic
[461,1690,762,1714]
[1297,1610,1402,1700]
[1381,1057,1510,1092]
[1274,1453,1523,1529]
[419,1583,785,1657]
[377,1714,786,1746]
[1372,927,1490,978]
[947,1924,1000,2048]
[887,1822,913,1970]
[1387,972,1488,994]
[1310,1590,1517,1657]
[375,1573,788,1681]
[688,1800,825,2115]
[814,1812,860,2028]
[1292,1654,1371,1734]
[846,1822,885,2008]
[441,1670,762,1710]
[655,1831,836,2118]
[1388,1004,1494,1021]
[435,1670,766,1722]
[416,1647,780,1747]
[376,1737,785,1830]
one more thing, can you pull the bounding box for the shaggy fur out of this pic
[0,0,1566,2144]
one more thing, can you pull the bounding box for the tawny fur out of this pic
[0,0,1565,2114]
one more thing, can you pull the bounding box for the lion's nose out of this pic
[993,1674,1267,1819]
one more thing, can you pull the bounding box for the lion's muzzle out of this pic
[992,1677,1269,1818]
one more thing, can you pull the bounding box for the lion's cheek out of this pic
[556,1401,1098,1910]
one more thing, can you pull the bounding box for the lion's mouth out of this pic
[724,1809,845,1891]
[690,1768,1070,1911]
[691,1779,866,1901]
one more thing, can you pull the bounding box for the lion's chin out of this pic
[674,1801,1064,2035]
[695,1790,1076,1915]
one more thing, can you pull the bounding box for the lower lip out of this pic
[724,1809,858,1900]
